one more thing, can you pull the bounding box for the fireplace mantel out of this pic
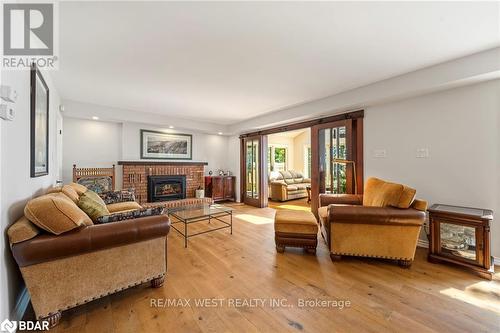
[118,161,208,166]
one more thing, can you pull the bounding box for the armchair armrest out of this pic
[329,205,425,227]
[11,215,170,267]
[319,194,363,207]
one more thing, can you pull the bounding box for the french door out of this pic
[240,135,268,207]
[311,118,363,216]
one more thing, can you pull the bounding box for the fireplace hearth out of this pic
[148,175,186,202]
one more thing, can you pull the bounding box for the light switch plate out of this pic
[0,104,15,120]
[373,149,387,158]
[416,148,429,158]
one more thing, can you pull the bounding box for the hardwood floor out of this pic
[36,201,500,332]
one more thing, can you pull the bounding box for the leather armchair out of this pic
[318,193,427,267]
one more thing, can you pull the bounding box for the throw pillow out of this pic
[96,206,165,224]
[99,190,136,205]
[69,182,88,196]
[7,216,41,244]
[77,190,110,222]
[24,193,92,235]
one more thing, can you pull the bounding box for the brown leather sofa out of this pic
[318,177,427,267]
[269,170,311,201]
[7,184,170,327]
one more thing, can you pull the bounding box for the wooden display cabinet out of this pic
[428,204,494,280]
[205,176,236,202]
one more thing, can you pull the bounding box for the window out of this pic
[267,145,288,173]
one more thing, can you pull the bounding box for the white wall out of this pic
[293,129,311,175]
[121,122,229,176]
[1,69,62,321]
[364,79,500,256]
[62,116,232,189]
[62,117,123,187]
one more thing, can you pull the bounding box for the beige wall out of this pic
[292,129,311,176]
[1,69,62,321]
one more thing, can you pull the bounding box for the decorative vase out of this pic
[195,189,204,199]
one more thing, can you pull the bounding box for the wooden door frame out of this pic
[310,117,364,216]
[239,110,363,209]
[240,135,268,208]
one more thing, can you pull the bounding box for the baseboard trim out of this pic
[11,286,30,322]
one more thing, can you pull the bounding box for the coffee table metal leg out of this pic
[184,222,187,248]
[230,212,233,234]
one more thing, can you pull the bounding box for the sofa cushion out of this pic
[45,185,80,203]
[290,170,303,178]
[96,206,165,224]
[69,182,88,196]
[7,216,41,244]
[286,185,298,191]
[77,191,110,222]
[363,177,416,208]
[77,176,113,194]
[274,210,318,234]
[107,201,143,214]
[294,183,308,190]
[24,193,92,235]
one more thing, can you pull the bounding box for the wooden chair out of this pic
[72,164,116,193]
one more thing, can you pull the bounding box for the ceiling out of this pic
[54,1,500,125]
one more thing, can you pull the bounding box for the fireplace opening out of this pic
[147,175,186,202]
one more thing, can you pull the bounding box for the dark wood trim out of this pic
[30,63,49,178]
[239,110,364,138]
[117,161,208,166]
[140,129,193,160]
[240,135,267,208]
[310,117,364,217]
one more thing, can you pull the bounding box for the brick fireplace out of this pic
[118,161,207,204]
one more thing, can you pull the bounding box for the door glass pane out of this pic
[253,140,259,199]
[440,223,477,261]
[246,141,254,198]
[319,126,347,195]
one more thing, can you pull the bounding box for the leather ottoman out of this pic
[274,210,318,254]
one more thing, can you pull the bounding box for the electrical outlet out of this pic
[373,149,387,158]
[416,148,429,158]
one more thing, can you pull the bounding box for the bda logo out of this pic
[0,319,16,333]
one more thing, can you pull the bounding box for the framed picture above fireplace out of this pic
[140,130,192,160]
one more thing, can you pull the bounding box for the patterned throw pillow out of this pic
[99,190,136,205]
[96,206,165,224]
[77,177,113,194]
[77,190,110,222]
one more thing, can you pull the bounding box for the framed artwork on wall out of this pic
[30,63,50,177]
[140,130,192,160]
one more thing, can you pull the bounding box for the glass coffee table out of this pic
[167,204,233,247]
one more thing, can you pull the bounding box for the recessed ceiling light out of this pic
[169,125,174,129]
[218,132,223,135]
[92,116,99,120]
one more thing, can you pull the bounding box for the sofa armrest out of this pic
[329,205,425,227]
[319,194,363,207]
[11,215,170,267]
[270,180,286,186]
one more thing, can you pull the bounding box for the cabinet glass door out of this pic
[440,222,477,262]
